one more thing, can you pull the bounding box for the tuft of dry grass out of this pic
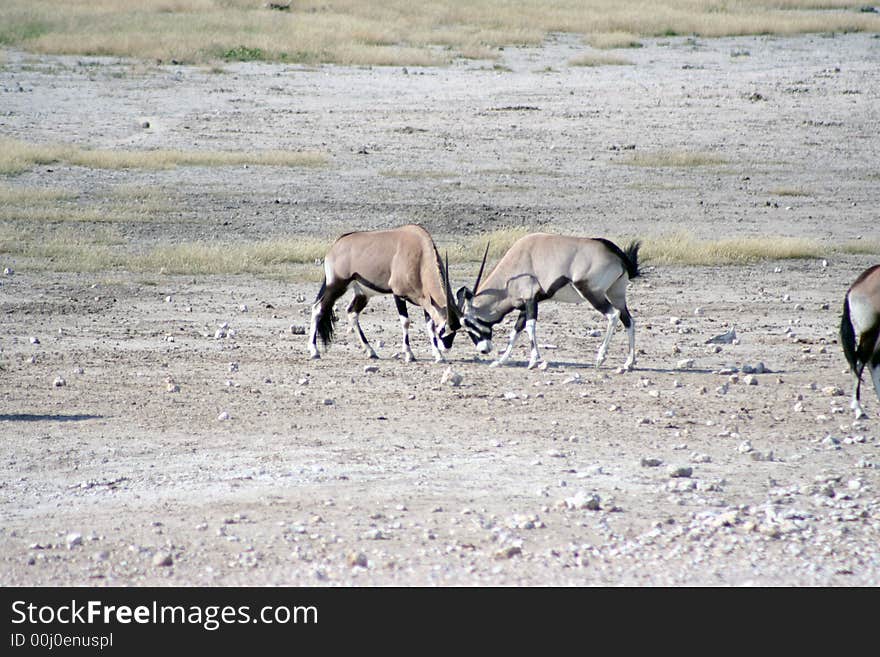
[568,52,633,67]
[615,149,728,167]
[586,31,643,49]
[642,234,826,265]
[767,187,811,197]
[1,1,878,66]
[0,137,328,175]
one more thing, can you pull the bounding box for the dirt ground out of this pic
[1,32,879,586]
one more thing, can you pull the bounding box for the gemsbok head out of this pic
[456,233,641,370]
[840,264,880,419]
[308,224,460,362]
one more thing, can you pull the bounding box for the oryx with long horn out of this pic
[308,224,461,362]
[840,264,880,419]
[457,233,641,370]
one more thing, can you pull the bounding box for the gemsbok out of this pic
[308,224,461,362]
[840,264,880,419]
[457,233,641,370]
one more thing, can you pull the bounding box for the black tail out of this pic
[840,294,859,376]
[596,238,641,280]
[314,277,337,347]
[623,240,642,279]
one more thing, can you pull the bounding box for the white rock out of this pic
[706,328,736,344]
[30,336,40,344]
[561,490,601,511]
[152,551,173,567]
[3,267,13,275]
[737,440,753,453]
[675,358,695,370]
[348,551,368,568]
[66,533,83,548]
[53,377,66,387]
[217,411,230,421]
[743,374,758,385]
[440,367,463,386]
[363,365,379,374]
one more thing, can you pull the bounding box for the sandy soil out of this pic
[1,32,879,586]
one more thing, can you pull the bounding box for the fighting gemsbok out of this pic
[840,264,880,419]
[308,224,461,362]
[457,233,641,370]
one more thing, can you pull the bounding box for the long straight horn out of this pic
[473,242,490,293]
[444,251,461,330]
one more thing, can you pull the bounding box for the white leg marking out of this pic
[308,303,321,359]
[350,312,377,359]
[525,319,542,369]
[491,327,521,367]
[424,318,445,362]
[852,371,867,420]
[623,319,636,371]
[596,309,620,369]
[400,316,415,363]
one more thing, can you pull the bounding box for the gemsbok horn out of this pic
[308,224,461,362]
[457,233,641,370]
[840,264,880,419]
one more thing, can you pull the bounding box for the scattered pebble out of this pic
[152,551,173,567]
[667,466,693,478]
[348,551,369,568]
[440,367,463,387]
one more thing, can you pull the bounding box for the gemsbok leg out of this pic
[346,293,378,359]
[394,296,416,362]
[607,275,636,371]
[422,311,446,362]
[491,310,527,368]
[841,264,880,419]
[309,278,344,359]
[490,301,542,369]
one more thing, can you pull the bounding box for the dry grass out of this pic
[767,187,811,197]
[586,31,643,49]
[568,53,634,67]
[616,149,728,167]
[642,234,826,265]
[0,223,332,274]
[0,1,878,66]
[0,182,177,223]
[4,222,879,275]
[0,137,328,175]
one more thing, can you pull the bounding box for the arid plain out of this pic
[1,31,880,585]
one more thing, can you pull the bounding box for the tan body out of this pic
[459,233,640,370]
[841,264,880,419]
[309,225,459,362]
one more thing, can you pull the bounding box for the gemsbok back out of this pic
[840,264,880,419]
[457,233,641,370]
[308,224,460,362]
